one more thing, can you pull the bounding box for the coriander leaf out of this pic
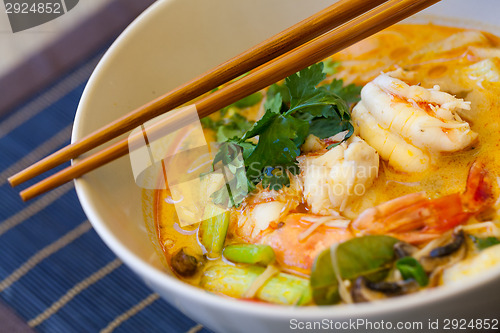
[235,140,257,160]
[304,102,354,139]
[211,170,252,208]
[322,58,340,75]
[241,93,282,141]
[309,117,354,140]
[201,112,254,143]
[267,83,291,104]
[200,117,217,130]
[209,62,359,204]
[233,92,263,108]
[212,140,251,169]
[470,235,500,250]
[261,166,291,191]
[395,257,429,287]
[209,185,228,206]
[286,63,328,111]
[210,141,254,208]
[284,63,351,128]
[244,113,308,185]
[238,93,308,190]
[216,114,254,142]
[323,78,362,105]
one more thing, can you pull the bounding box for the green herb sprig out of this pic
[470,235,500,250]
[211,62,361,207]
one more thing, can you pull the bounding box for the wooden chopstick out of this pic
[18,0,441,201]
[8,0,389,188]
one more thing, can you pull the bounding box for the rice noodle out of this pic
[428,245,467,287]
[413,230,453,260]
[173,222,197,235]
[329,130,349,142]
[330,244,353,304]
[243,265,280,299]
[462,221,500,238]
[298,215,350,242]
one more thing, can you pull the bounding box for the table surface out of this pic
[0,1,215,332]
[0,0,112,77]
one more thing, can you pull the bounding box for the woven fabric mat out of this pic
[0,38,214,333]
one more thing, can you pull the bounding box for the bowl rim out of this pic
[73,0,500,321]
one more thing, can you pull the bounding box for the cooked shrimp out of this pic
[408,31,490,62]
[228,189,353,274]
[229,162,493,274]
[258,214,352,275]
[228,181,354,275]
[352,161,494,244]
[229,136,378,273]
[230,174,304,242]
[298,135,379,215]
[232,135,378,241]
[352,71,478,172]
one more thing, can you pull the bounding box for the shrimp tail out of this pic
[352,160,495,243]
[426,160,494,232]
[462,160,494,213]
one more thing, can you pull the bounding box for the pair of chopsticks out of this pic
[10,0,441,201]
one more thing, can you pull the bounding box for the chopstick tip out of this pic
[19,190,32,202]
[7,175,18,187]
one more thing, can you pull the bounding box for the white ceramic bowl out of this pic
[73,1,500,332]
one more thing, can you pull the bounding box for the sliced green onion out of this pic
[223,244,275,266]
[200,264,311,305]
[198,204,229,258]
[470,235,500,250]
[396,257,428,287]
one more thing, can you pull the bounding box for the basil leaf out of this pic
[470,235,500,250]
[336,235,399,280]
[396,257,429,287]
[310,247,340,305]
[310,235,399,305]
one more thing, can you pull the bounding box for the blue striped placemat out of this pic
[0,46,214,333]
